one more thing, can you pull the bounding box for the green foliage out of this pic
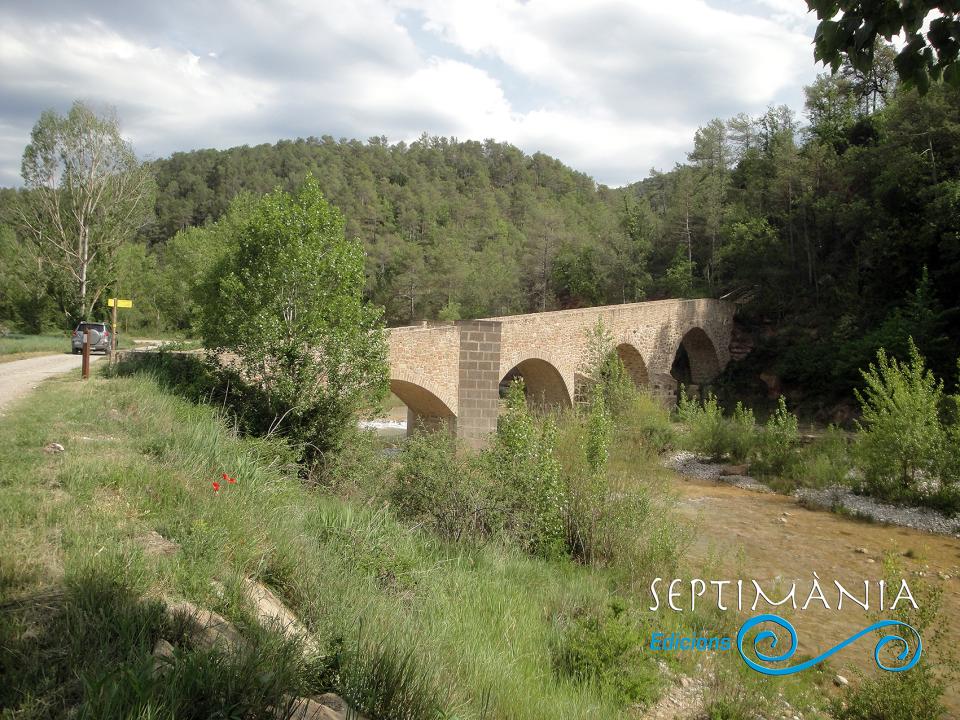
[854,339,946,500]
[831,557,951,720]
[728,402,757,464]
[18,101,155,326]
[790,425,853,488]
[832,663,947,720]
[678,390,756,463]
[488,380,567,559]
[752,396,800,478]
[326,634,449,720]
[807,0,959,93]
[584,391,613,478]
[199,176,388,466]
[0,569,310,720]
[664,246,696,298]
[390,430,491,543]
[618,392,676,454]
[579,319,637,414]
[552,602,662,707]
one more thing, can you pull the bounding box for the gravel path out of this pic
[0,352,106,415]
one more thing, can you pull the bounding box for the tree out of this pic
[18,101,154,325]
[688,118,733,276]
[200,176,388,463]
[854,339,946,496]
[807,0,960,93]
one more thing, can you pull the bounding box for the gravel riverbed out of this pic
[663,450,960,537]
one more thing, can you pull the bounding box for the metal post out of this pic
[81,329,90,380]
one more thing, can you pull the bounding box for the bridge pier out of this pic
[455,320,503,448]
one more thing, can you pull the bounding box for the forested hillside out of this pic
[1,46,958,410]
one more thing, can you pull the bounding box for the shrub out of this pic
[559,411,690,574]
[578,319,638,415]
[552,601,663,707]
[322,632,449,720]
[320,426,391,499]
[678,390,756,462]
[751,396,800,478]
[831,555,951,720]
[618,392,676,454]
[728,402,757,463]
[389,430,493,543]
[854,339,945,500]
[584,391,613,478]
[790,425,852,488]
[486,380,568,559]
[832,664,947,720]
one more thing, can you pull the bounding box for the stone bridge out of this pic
[387,298,737,446]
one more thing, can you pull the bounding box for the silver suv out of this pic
[71,322,111,354]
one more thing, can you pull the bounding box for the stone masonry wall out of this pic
[386,298,736,444]
[456,320,503,447]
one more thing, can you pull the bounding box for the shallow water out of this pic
[672,475,960,707]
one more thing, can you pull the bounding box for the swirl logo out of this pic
[736,614,922,676]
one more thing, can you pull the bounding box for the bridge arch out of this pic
[670,327,721,387]
[499,357,572,411]
[390,376,456,434]
[615,343,649,387]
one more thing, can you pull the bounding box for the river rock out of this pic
[833,674,849,687]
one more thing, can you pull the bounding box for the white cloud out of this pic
[0,0,822,187]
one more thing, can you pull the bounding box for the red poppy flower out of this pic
[212,481,221,492]
[221,472,229,481]
[228,476,236,484]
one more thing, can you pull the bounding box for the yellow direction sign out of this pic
[108,298,133,308]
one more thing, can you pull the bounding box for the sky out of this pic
[0,0,824,188]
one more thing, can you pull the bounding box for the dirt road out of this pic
[0,352,105,414]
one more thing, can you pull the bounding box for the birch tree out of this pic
[19,101,154,324]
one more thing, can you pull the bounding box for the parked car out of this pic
[71,322,111,354]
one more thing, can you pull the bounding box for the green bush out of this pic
[390,430,493,543]
[790,425,853,488]
[751,396,800,478]
[552,601,663,707]
[618,392,676,454]
[832,664,947,720]
[854,340,946,501]
[486,380,568,559]
[678,390,756,463]
[579,319,638,415]
[558,412,689,574]
[728,401,757,463]
[831,556,950,720]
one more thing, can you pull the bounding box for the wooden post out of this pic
[111,300,118,364]
[81,329,90,380]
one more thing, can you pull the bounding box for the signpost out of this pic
[107,298,133,363]
[81,328,90,379]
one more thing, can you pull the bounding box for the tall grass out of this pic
[0,371,646,718]
[0,369,831,718]
[0,333,70,358]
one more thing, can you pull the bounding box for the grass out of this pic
[0,370,831,719]
[0,332,140,363]
[0,334,70,359]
